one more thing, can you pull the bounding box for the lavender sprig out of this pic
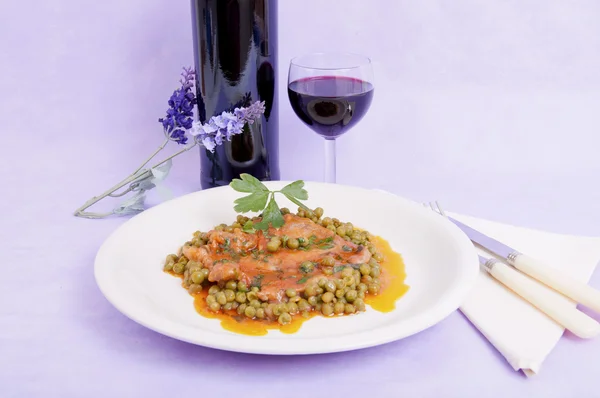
[189,100,265,152]
[74,66,266,219]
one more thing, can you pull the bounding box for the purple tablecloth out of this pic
[2,0,600,396]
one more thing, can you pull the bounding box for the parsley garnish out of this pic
[251,274,264,288]
[230,174,309,231]
[342,245,352,252]
[333,265,345,273]
[297,276,310,284]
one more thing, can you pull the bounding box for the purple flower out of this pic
[188,100,265,153]
[158,66,197,145]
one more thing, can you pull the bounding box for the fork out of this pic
[425,201,600,339]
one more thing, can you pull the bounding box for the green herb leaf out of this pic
[251,274,264,288]
[318,244,335,250]
[342,245,353,252]
[254,195,285,230]
[242,220,256,234]
[233,191,269,213]
[297,276,310,284]
[230,173,269,193]
[281,180,309,200]
[282,193,310,211]
[333,265,345,273]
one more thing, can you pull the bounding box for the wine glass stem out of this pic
[324,138,336,183]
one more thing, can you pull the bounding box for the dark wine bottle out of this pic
[191,0,280,188]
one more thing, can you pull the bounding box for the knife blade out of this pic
[448,216,516,258]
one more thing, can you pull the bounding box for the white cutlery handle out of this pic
[488,262,600,338]
[510,253,600,313]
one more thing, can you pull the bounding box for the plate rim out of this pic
[94,181,479,355]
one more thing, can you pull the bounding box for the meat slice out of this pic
[182,214,372,302]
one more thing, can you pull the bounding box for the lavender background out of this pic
[1,1,600,397]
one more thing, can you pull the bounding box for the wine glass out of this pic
[287,52,374,183]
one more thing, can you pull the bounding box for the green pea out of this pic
[261,302,269,308]
[191,271,205,284]
[338,297,347,304]
[302,311,310,318]
[288,302,299,314]
[209,302,221,312]
[345,290,358,303]
[278,313,292,325]
[359,264,371,276]
[336,226,347,236]
[186,260,200,270]
[224,289,236,302]
[321,256,335,267]
[341,267,353,278]
[235,292,247,303]
[335,289,345,299]
[285,288,297,298]
[322,292,334,303]
[373,252,384,262]
[223,302,233,311]
[361,275,373,284]
[344,304,356,314]
[368,283,380,294]
[318,278,327,288]
[297,209,305,217]
[188,284,203,294]
[324,281,336,293]
[247,291,258,301]
[354,298,366,311]
[163,262,174,272]
[321,217,333,226]
[237,303,247,315]
[215,292,227,305]
[358,291,365,299]
[334,302,345,314]
[238,282,249,292]
[206,295,216,305]
[299,238,309,247]
[244,306,257,318]
[298,299,311,311]
[305,285,318,297]
[208,285,220,295]
[321,303,334,316]
[279,303,289,313]
[272,304,283,316]
[200,268,210,280]
[335,279,345,290]
[345,223,354,234]
[266,239,281,252]
[343,276,355,287]
[250,299,261,309]
[178,256,188,265]
[173,263,185,274]
[225,280,237,291]
[307,296,318,306]
[287,238,300,249]
[315,287,324,295]
[281,207,290,215]
[323,267,333,275]
[370,267,381,278]
[300,261,314,273]
[332,218,341,227]
[358,283,368,292]
[165,254,178,264]
[315,303,322,312]
[314,207,324,218]
[327,225,337,232]
[232,302,239,309]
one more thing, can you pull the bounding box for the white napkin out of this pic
[451,212,600,376]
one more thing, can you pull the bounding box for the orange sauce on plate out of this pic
[181,235,409,336]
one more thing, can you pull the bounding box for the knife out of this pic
[451,216,600,314]
[478,255,600,338]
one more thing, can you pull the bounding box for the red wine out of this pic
[191,0,280,189]
[287,76,374,139]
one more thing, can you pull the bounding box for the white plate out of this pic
[95,181,479,355]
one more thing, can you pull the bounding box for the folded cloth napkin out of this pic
[451,212,600,376]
